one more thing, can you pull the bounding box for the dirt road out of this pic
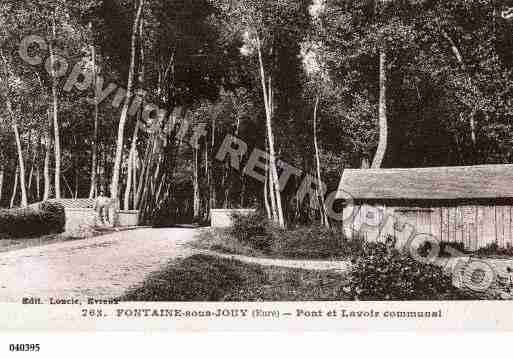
[0,228,196,303]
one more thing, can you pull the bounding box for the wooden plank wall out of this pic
[352,203,513,251]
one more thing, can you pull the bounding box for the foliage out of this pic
[120,254,353,301]
[230,211,274,250]
[39,201,66,233]
[2,0,513,229]
[475,242,513,258]
[215,212,366,259]
[0,201,65,238]
[347,242,473,300]
[269,226,365,260]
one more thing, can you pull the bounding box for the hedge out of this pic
[0,201,66,239]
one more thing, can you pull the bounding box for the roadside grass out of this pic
[119,254,484,301]
[119,254,352,301]
[191,227,364,261]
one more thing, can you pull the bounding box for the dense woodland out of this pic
[1,0,513,227]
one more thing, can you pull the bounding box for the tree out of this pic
[110,0,145,201]
[0,50,28,207]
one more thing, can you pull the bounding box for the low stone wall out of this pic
[64,208,97,234]
[117,210,140,227]
[64,208,140,234]
[211,209,256,228]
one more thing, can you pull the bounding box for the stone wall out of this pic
[64,209,140,235]
[211,209,256,228]
[118,210,140,227]
[64,208,97,235]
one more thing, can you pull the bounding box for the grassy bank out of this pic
[120,254,352,301]
[192,227,364,261]
[119,254,480,301]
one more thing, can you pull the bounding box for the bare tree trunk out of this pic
[124,16,145,210]
[10,167,19,209]
[0,167,4,205]
[256,37,284,227]
[89,44,99,199]
[35,166,40,201]
[49,15,61,199]
[441,29,478,148]
[204,139,211,220]
[111,0,145,200]
[268,144,277,221]
[35,75,52,201]
[43,118,51,201]
[124,120,140,209]
[27,151,37,193]
[0,50,28,207]
[263,169,271,219]
[193,148,200,220]
[371,49,388,169]
[209,116,216,212]
[313,95,329,228]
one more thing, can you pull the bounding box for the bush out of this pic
[228,212,366,259]
[0,201,66,239]
[418,241,467,258]
[230,212,274,251]
[40,201,66,233]
[475,242,513,257]
[347,242,470,300]
[269,226,365,260]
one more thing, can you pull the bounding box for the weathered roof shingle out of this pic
[338,164,513,200]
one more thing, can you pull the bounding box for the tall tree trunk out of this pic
[209,116,216,212]
[313,95,329,228]
[89,44,99,199]
[10,167,19,209]
[204,138,210,220]
[35,166,40,201]
[371,49,388,169]
[256,37,284,227]
[135,136,153,209]
[35,74,52,201]
[193,148,200,220]
[124,120,140,209]
[441,29,478,149]
[124,16,145,210]
[49,15,62,199]
[0,50,28,207]
[111,0,145,200]
[43,116,51,201]
[0,167,4,205]
[27,150,37,193]
[263,168,271,219]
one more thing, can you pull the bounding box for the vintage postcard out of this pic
[1,0,513,334]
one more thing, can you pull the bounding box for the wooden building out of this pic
[338,164,513,251]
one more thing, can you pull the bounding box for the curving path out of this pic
[0,228,196,303]
[196,249,351,272]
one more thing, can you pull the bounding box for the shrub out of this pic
[269,226,365,260]
[228,211,366,259]
[230,212,274,250]
[418,241,467,258]
[40,201,66,234]
[475,242,513,257]
[347,242,471,300]
[0,201,66,239]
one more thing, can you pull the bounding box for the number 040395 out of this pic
[9,344,40,352]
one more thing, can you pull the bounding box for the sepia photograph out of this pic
[1,0,513,333]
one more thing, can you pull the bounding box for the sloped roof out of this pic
[337,164,513,200]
